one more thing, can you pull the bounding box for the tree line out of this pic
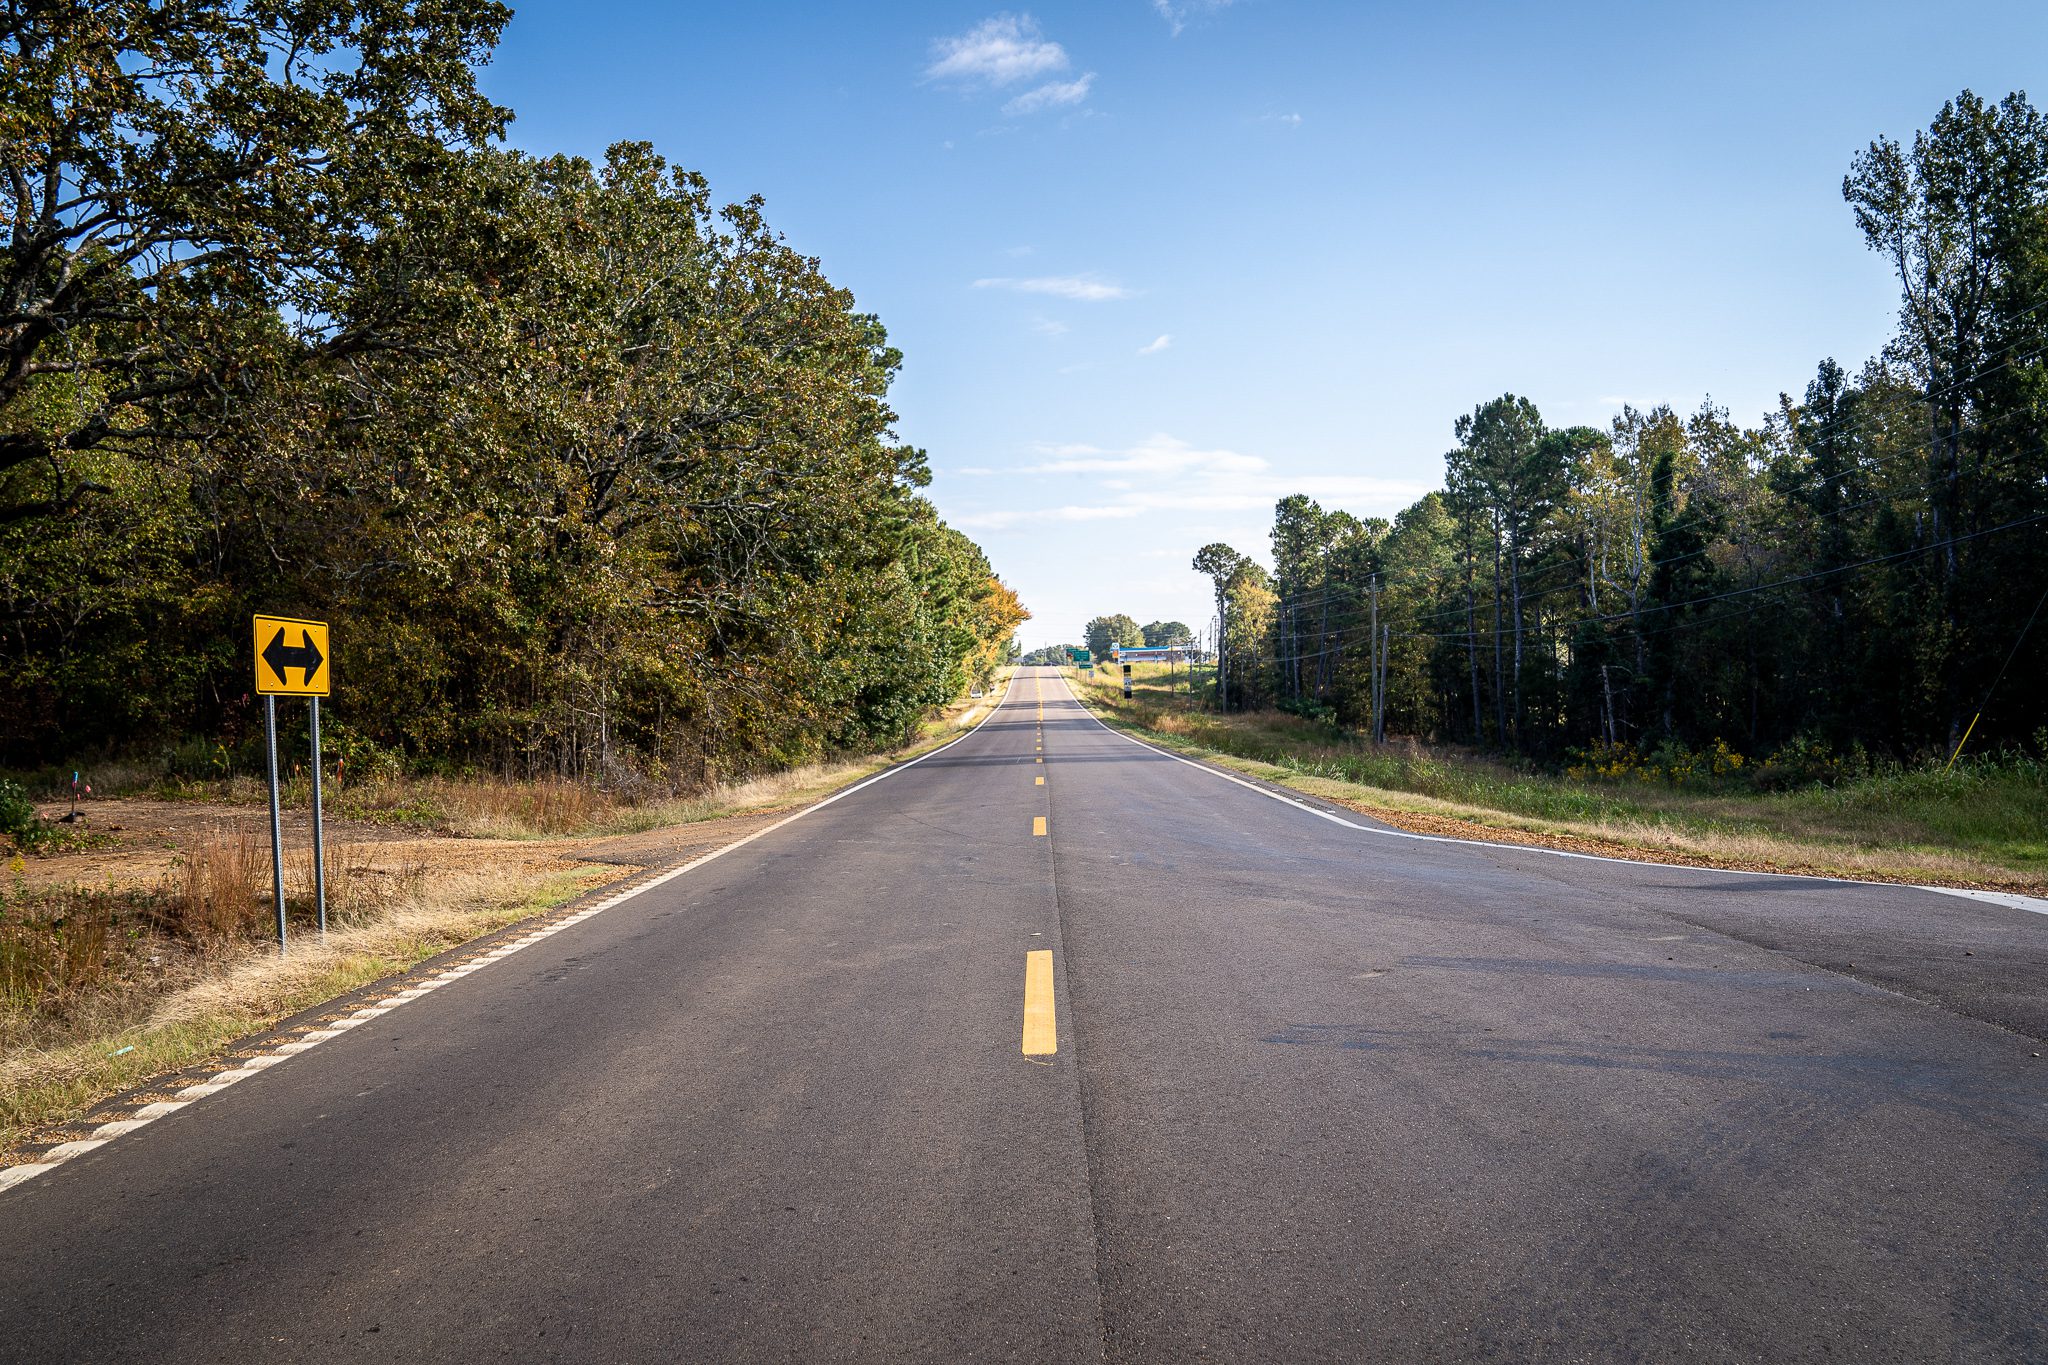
[0,1,1026,786]
[1022,619,1193,666]
[1187,91,2048,771]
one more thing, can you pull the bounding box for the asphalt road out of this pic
[4,666,2044,1362]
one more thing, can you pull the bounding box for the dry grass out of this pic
[0,848,605,1157]
[1068,667,2048,894]
[174,822,268,940]
[0,885,128,1025]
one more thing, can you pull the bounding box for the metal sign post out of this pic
[309,697,326,935]
[264,695,286,952]
[253,614,333,951]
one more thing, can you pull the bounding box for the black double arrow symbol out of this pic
[262,627,325,687]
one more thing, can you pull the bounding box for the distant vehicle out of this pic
[969,687,985,698]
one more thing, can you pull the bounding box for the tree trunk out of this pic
[1491,531,1507,744]
[1510,548,1525,742]
[1465,584,1483,741]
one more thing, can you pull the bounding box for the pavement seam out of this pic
[0,675,1021,1199]
[1044,672,1123,1363]
[1066,689,2048,917]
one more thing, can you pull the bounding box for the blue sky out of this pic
[480,1,2048,649]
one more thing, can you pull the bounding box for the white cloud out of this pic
[955,504,1147,530]
[1137,334,1172,355]
[1263,112,1303,127]
[1021,434,1265,478]
[927,14,1068,86]
[968,432,1434,534]
[1029,317,1070,337]
[973,275,1133,301]
[1003,72,1095,116]
[1152,0,1236,36]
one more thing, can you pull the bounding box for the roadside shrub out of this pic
[1277,697,1340,727]
[320,721,405,785]
[1566,738,1750,787]
[162,736,240,783]
[1566,740,1647,782]
[0,778,48,852]
[1752,734,1852,791]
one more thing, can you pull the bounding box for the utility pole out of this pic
[1210,614,1225,708]
[1378,624,1390,744]
[1369,575,1380,744]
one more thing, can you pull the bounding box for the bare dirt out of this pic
[18,796,806,895]
[15,797,606,896]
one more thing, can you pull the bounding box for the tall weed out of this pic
[175,825,267,941]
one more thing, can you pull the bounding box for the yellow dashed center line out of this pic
[1033,815,1047,836]
[1035,775,1044,785]
[1022,950,1056,1055]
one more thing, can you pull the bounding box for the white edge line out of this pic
[0,672,1023,1194]
[1053,671,2048,917]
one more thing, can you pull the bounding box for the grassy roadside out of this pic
[1,866,600,1157]
[1063,665,2048,895]
[1,674,1013,1158]
[17,677,1015,844]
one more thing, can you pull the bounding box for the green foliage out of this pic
[0,19,1027,786]
[0,0,512,521]
[1749,735,1855,792]
[1085,614,1144,658]
[1206,88,2048,769]
[1141,620,1193,647]
[0,778,43,852]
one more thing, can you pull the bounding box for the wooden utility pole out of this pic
[1368,576,1380,744]
[1378,624,1390,744]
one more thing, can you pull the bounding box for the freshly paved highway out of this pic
[4,667,2044,1362]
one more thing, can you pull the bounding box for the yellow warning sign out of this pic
[253,615,330,696]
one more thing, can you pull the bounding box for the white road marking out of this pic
[87,1120,149,1138]
[1059,675,2048,917]
[0,674,1026,1195]
[1922,886,2048,917]
[40,1140,108,1161]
